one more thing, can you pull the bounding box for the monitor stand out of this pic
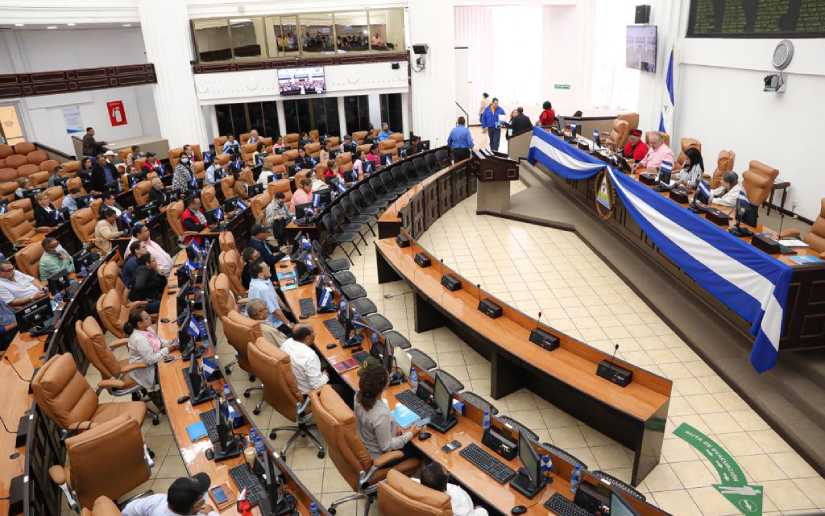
[728,223,753,238]
[427,412,457,433]
[509,470,548,499]
[208,424,243,462]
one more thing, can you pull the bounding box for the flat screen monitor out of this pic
[610,492,639,516]
[694,181,711,205]
[626,25,657,72]
[206,207,224,225]
[294,203,313,221]
[518,432,542,489]
[736,192,758,227]
[433,372,453,421]
[278,67,326,96]
[16,297,53,332]
[657,161,672,185]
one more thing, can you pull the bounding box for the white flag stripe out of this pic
[530,135,605,173]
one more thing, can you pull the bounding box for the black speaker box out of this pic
[441,274,462,291]
[478,299,503,319]
[529,328,560,351]
[414,253,431,267]
[396,234,410,248]
[751,233,781,255]
[596,360,633,387]
[635,5,651,24]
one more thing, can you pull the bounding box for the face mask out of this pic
[181,158,190,164]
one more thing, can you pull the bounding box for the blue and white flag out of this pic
[188,317,200,338]
[528,128,604,181]
[659,48,676,134]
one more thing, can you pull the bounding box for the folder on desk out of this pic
[391,404,421,428]
[277,270,296,280]
[186,421,208,442]
[332,357,359,373]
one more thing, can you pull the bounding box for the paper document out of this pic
[778,239,808,248]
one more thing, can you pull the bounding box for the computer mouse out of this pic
[160,318,170,324]
[326,343,338,349]
[510,506,527,515]
[418,431,432,441]
[176,395,190,404]
[163,355,175,363]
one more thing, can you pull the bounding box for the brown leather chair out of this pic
[32,353,147,433]
[336,152,353,174]
[49,415,151,510]
[241,143,258,164]
[220,310,262,381]
[89,198,103,219]
[165,200,186,239]
[309,385,420,513]
[352,131,368,145]
[742,160,778,206]
[325,136,341,152]
[239,132,252,146]
[39,159,59,172]
[239,167,254,186]
[260,137,273,148]
[616,112,640,131]
[605,119,630,150]
[45,185,64,208]
[264,154,285,170]
[71,207,97,244]
[267,178,292,204]
[309,129,320,142]
[75,317,160,424]
[201,186,220,212]
[283,149,299,168]
[304,142,321,159]
[81,496,122,516]
[0,144,12,159]
[247,338,325,458]
[67,176,85,195]
[98,260,129,300]
[294,169,311,186]
[673,138,702,172]
[218,248,246,296]
[250,191,271,222]
[208,273,238,317]
[8,197,33,221]
[218,231,236,253]
[216,153,231,166]
[0,181,15,202]
[357,144,372,156]
[378,469,453,516]
[14,142,35,155]
[27,149,48,165]
[15,242,43,279]
[214,136,228,150]
[192,161,205,181]
[391,133,405,149]
[379,140,398,163]
[96,289,130,338]
[710,150,736,189]
[132,180,152,206]
[220,176,236,201]
[0,209,36,246]
[63,160,80,175]
[284,133,300,149]
[802,200,825,255]
[168,147,183,169]
[0,167,16,182]
[5,154,26,169]
[17,163,40,178]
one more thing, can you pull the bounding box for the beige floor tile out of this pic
[661,437,702,463]
[715,432,764,456]
[749,429,794,454]
[698,412,744,435]
[671,460,718,489]
[548,427,588,449]
[589,444,633,470]
[769,452,819,479]
[650,488,703,515]
[687,486,742,516]
[791,476,825,508]
[762,479,816,512]
[737,454,788,482]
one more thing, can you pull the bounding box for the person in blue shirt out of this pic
[480,97,506,152]
[121,240,146,290]
[247,224,285,271]
[222,135,240,155]
[247,260,293,337]
[447,116,474,162]
[376,122,392,141]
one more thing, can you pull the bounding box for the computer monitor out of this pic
[315,276,335,312]
[433,373,453,421]
[247,183,264,197]
[176,266,192,295]
[735,191,758,227]
[610,492,640,516]
[294,203,313,221]
[189,357,205,396]
[47,272,72,296]
[222,198,238,213]
[656,161,672,185]
[394,347,412,379]
[694,180,711,205]
[518,432,542,490]
[205,207,224,225]
[16,296,53,332]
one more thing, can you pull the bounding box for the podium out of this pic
[471,150,520,215]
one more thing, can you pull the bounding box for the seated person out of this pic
[341,135,357,153]
[141,151,164,175]
[128,254,167,314]
[47,164,65,188]
[205,160,223,186]
[634,131,673,174]
[247,260,292,337]
[61,187,83,214]
[622,129,648,162]
[232,170,250,200]
[248,224,285,270]
[126,223,174,276]
[280,324,350,397]
[123,308,176,412]
[419,462,489,516]
[102,192,125,217]
[180,195,207,245]
[366,144,381,170]
[0,299,18,351]
[33,192,64,228]
[675,147,704,190]
[246,298,286,348]
[272,136,285,151]
[14,177,31,200]
[38,237,75,282]
[296,147,317,171]
[252,142,268,167]
[322,160,337,183]
[121,240,146,290]
[149,177,170,206]
[122,472,217,516]
[125,164,147,188]
[222,134,240,155]
[377,122,392,141]
[0,259,48,307]
[339,161,359,184]
[93,207,126,254]
[352,150,365,179]
[256,164,276,186]
[289,178,313,213]
[355,365,420,458]
[241,247,260,290]
[711,171,742,209]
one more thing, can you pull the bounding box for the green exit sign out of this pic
[554,84,571,90]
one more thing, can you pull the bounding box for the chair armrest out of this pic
[48,465,66,485]
[184,231,201,236]
[36,227,53,233]
[819,251,825,259]
[778,228,801,238]
[109,338,130,349]
[98,378,130,391]
[373,450,405,469]
[120,362,148,374]
[127,300,148,310]
[68,420,94,432]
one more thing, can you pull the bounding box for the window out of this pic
[368,9,404,51]
[214,102,280,139]
[300,13,334,54]
[334,12,369,52]
[379,93,403,133]
[229,17,265,59]
[267,15,299,57]
[283,98,340,136]
[193,19,232,62]
[343,95,370,133]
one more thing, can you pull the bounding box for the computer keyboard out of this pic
[458,443,515,484]
[543,493,591,516]
[395,389,436,419]
[299,298,316,318]
[199,409,219,444]
[229,464,270,513]
[323,319,345,340]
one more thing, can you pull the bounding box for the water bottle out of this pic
[409,369,418,392]
[482,409,491,431]
[570,464,582,494]
[310,502,319,516]
[541,455,552,481]
[79,264,88,278]
[223,383,231,400]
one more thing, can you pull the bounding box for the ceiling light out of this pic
[67,23,76,26]
[46,25,57,29]
[122,23,132,27]
[14,23,24,27]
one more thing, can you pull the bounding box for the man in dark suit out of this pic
[506,107,533,140]
[247,224,285,271]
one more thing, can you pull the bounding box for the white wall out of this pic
[541,5,586,116]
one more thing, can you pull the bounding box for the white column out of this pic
[276,100,287,136]
[137,0,207,148]
[401,92,411,136]
[201,105,219,142]
[408,0,456,146]
[337,96,347,136]
[368,93,382,129]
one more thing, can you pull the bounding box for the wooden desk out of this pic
[375,237,672,486]
[158,250,323,515]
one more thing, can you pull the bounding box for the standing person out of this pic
[539,101,556,128]
[478,92,489,124]
[506,107,533,140]
[622,129,648,162]
[81,127,105,156]
[172,154,194,193]
[480,97,506,152]
[447,116,474,162]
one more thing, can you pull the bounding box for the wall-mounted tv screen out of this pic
[278,67,326,96]
[626,25,657,72]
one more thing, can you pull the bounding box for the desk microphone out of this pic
[596,344,633,387]
[610,344,619,365]
[4,354,35,385]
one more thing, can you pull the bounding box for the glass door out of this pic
[0,104,26,145]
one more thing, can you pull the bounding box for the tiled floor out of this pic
[91,184,825,516]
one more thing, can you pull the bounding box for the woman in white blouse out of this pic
[125,308,177,411]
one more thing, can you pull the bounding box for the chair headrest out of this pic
[385,470,452,511]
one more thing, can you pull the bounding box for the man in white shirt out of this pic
[279,324,329,395]
[247,260,292,336]
[204,162,223,186]
[125,224,174,276]
[0,260,47,307]
[122,472,218,516]
[420,462,488,516]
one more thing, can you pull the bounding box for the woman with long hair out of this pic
[354,365,421,458]
[124,308,177,411]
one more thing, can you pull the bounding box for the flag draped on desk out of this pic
[527,127,793,372]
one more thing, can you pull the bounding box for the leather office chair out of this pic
[201,185,220,212]
[67,176,86,195]
[165,200,186,240]
[260,137,273,148]
[379,140,398,163]
[219,231,236,253]
[239,132,251,146]
[32,353,147,433]
[0,144,11,159]
[80,496,122,516]
[39,159,59,172]
[391,133,405,149]
[264,154,285,170]
[17,163,40,179]
[75,316,160,425]
[267,178,292,204]
[673,138,702,172]
[208,273,238,317]
[616,112,639,131]
[14,142,35,155]
[63,160,80,175]
[220,309,262,381]
[304,142,321,160]
[283,149,299,168]
[250,191,271,222]
[309,129,320,142]
[98,260,128,299]
[605,119,630,150]
[803,200,825,255]
[216,153,231,166]
[326,136,341,152]
[218,248,246,296]
[45,185,64,207]
[0,180,15,202]
[710,150,736,188]
[96,288,130,338]
[285,133,300,149]
[49,415,152,510]
[214,136,228,150]
[192,161,205,181]
[336,152,353,175]
[15,241,43,279]
[742,160,778,206]
[0,209,36,246]
[220,176,236,201]
[5,155,26,170]
[89,198,103,219]
[71,207,97,244]
[133,180,152,206]
[241,143,258,164]
[247,338,325,458]
[239,167,254,186]
[377,469,452,516]
[168,147,183,169]
[309,385,420,514]
[352,131,368,145]
[9,197,33,221]
[26,149,47,165]
[357,144,372,156]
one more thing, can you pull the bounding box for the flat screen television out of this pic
[278,66,326,96]
[626,25,657,72]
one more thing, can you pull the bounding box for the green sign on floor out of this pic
[674,423,763,516]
